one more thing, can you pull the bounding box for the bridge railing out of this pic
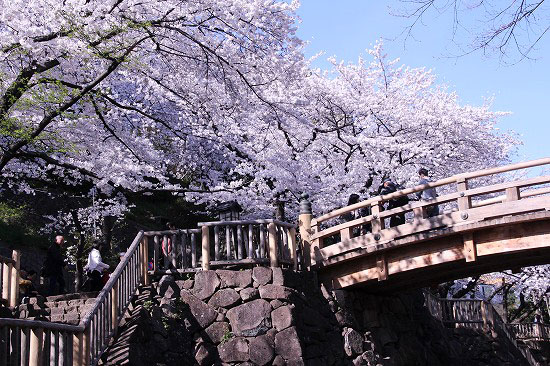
[309,157,550,267]
[507,322,550,341]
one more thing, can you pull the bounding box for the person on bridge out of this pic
[378,180,409,227]
[417,168,439,217]
[340,194,371,237]
[85,240,110,292]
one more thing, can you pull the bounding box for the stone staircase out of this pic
[15,292,98,324]
[98,285,157,365]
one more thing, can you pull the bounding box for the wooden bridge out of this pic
[1,158,550,365]
[300,158,550,292]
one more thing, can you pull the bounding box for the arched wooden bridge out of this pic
[300,158,550,292]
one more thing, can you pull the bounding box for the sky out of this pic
[295,1,550,163]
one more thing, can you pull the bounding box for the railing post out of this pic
[371,201,385,233]
[288,227,297,270]
[10,250,20,307]
[298,194,313,268]
[268,223,278,267]
[457,177,471,211]
[143,236,150,285]
[2,259,11,304]
[112,284,119,334]
[29,327,43,366]
[201,226,210,270]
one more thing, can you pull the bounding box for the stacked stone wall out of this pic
[101,268,530,366]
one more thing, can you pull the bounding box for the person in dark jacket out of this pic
[417,168,439,217]
[378,180,409,227]
[44,235,66,295]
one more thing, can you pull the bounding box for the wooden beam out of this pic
[463,232,476,262]
[376,255,388,281]
[506,187,520,202]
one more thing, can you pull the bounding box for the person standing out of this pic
[44,235,66,295]
[85,240,110,291]
[417,168,439,217]
[378,180,409,227]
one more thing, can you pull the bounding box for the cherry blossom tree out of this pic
[1,1,519,220]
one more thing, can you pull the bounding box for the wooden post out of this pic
[298,194,313,268]
[371,202,385,233]
[376,254,388,281]
[143,236,150,285]
[506,186,520,201]
[463,232,476,262]
[10,250,20,307]
[112,284,119,334]
[73,331,83,366]
[288,228,298,270]
[2,260,11,304]
[268,223,278,267]
[201,226,210,270]
[82,327,90,366]
[457,178,471,211]
[29,327,43,366]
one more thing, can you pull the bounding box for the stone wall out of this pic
[104,268,530,366]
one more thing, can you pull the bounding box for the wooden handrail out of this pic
[315,157,550,224]
[198,219,296,228]
[312,164,550,246]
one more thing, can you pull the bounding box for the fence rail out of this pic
[508,322,550,341]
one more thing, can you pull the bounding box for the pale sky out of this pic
[295,1,550,163]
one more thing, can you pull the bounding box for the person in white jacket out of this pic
[85,241,110,291]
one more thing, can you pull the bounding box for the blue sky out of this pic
[295,1,550,163]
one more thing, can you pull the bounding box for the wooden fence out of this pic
[508,322,550,341]
[423,291,542,366]
[0,251,20,308]
[148,220,298,275]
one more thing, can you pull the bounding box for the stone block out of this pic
[259,284,294,301]
[272,355,286,366]
[218,337,249,363]
[240,288,259,302]
[252,267,272,286]
[272,268,284,285]
[275,326,302,360]
[343,328,363,357]
[180,289,218,328]
[205,321,231,344]
[270,300,283,309]
[271,305,294,331]
[193,271,220,300]
[195,343,217,366]
[217,270,252,288]
[208,288,240,308]
[249,335,274,366]
[63,312,80,325]
[226,299,271,337]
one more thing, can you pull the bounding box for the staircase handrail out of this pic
[423,292,542,366]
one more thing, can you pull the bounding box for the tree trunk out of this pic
[101,215,115,255]
[70,210,85,292]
